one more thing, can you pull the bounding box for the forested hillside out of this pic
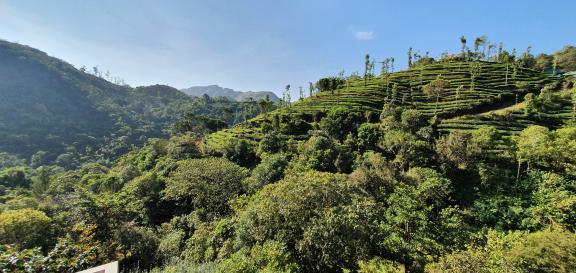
[0,40,269,169]
[1,39,576,273]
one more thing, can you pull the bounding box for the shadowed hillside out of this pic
[0,40,263,168]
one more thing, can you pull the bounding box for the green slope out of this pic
[206,61,551,150]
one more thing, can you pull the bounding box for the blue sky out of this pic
[0,0,574,97]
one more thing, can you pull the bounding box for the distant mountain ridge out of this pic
[181,85,279,102]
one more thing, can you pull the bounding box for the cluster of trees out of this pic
[2,78,576,272]
[405,36,576,75]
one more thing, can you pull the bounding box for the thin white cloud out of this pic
[355,31,374,40]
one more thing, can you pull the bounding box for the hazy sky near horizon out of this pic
[0,0,575,97]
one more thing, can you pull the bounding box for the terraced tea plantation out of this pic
[438,93,575,136]
[206,60,552,150]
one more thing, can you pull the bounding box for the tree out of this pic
[243,153,289,193]
[258,133,282,155]
[283,85,291,108]
[349,151,399,200]
[166,135,202,160]
[163,157,248,217]
[473,36,487,60]
[469,61,482,91]
[554,45,576,71]
[0,208,53,250]
[357,123,382,151]
[364,54,371,86]
[258,95,274,114]
[297,135,338,172]
[408,47,413,67]
[428,229,576,273]
[459,36,467,59]
[436,131,472,169]
[401,109,424,133]
[515,126,553,172]
[317,77,345,94]
[423,75,450,114]
[383,168,465,272]
[455,85,463,99]
[223,139,258,167]
[319,107,360,141]
[523,171,576,230]
[234,171,361,272]
[534,53,553,72]
[215,241,299,273]
[553,55,559,75]
[309,82,315,97]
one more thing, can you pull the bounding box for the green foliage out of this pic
[382,168,467,272]
[243,153,289,194]
[0,208,53,250]
[223,139,259,167]
[166,135,202,160]
[349,152,399,200]
[353,258,405,273]
[319,108,361,141]
[297,135,338,172]
[235,171,353,270]
[298,198,386,271]
[515,126,576,175]
[400,109,424,133]
[554,45,576,72]
[163,158,248,218]
[358,123,382,151]
[427,229,576,273]
[258,133,283,155]
[215,241,299,273]
[317,77,345,93]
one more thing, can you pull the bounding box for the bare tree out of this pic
[423,75,450,114]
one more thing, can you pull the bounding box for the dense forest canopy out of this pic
[0,40,274,169]
[1,37,576,273]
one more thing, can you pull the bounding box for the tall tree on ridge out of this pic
[308,82,315,97]
[460,36,467,59]
[285,84,291,107]
[408,47,413,67]
[364,54,370,87]
[474,36,487,60]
